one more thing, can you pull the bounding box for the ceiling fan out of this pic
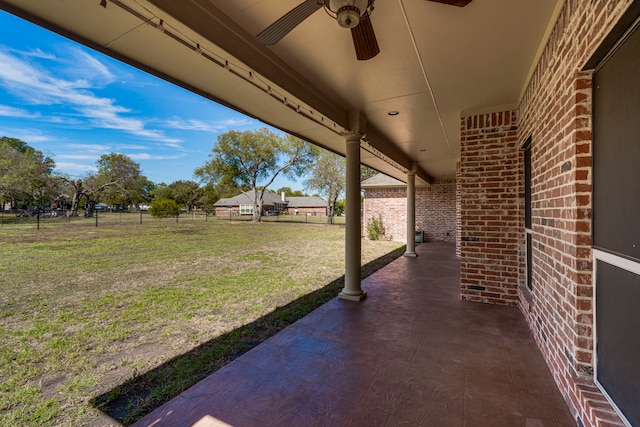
[256,0,473,61]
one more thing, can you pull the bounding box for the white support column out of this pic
[405,169,417,257]
[339,132,366,301]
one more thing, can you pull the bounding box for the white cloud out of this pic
[164,117,253,132]
[0,46,180,143]
[0,104,41,119]
[64,143,112,153]
[20,48,57,60]
[55,154,101,160]
[0,127,53,143]
[55,162,98,173]
[68,47,115,85]
[113,144,148,150]
[127,152,185,161]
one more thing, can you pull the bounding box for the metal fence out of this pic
[0,209,345,230]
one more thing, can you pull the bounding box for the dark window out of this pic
[592,19,640,427]
[596,261,640,427]
[593,22,640,261]
[523,136,533,291]
[526,233,533,291]
[524,139,532,230]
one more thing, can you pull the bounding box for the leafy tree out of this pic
[169,180,201,212]
[275,186,306,197]
[305,150,345,224]
[151,183,174,201]
[0,137,56,209]
[334,199,346,216]
[97,153,145,209]
[150,198,179,217]
[198,183,219,212]
[138,179,156,206]
[361,165,378,182]
[67,153,145,217]
[195,128,318,222]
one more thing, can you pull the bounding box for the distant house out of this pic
[213,191,326,217]
[285,196,327,216]
[213,191,285,217]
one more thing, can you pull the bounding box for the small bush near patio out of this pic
[366,214,386,240]
[0,221,403,426]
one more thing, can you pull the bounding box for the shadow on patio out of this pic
[100,242,576,426]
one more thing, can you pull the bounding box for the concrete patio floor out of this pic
[133,242,576,427]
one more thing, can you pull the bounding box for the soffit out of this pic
[0,0,563,183]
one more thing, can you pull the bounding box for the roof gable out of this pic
[213,190,285,206]
[286,196,327,208]
[361,173,406,188]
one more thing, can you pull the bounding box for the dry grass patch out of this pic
[0,221,403,426]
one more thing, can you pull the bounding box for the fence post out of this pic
[37,211,40,230]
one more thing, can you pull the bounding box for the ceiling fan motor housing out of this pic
[326,0,374,29]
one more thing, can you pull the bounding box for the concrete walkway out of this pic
[133,242,575,427]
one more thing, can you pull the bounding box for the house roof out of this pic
[286,196,327,208]
[213,191,284,207]
[361,174,406,188]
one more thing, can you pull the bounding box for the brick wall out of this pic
[516,1,633,425]
[459,110,521,306]
[362,179,456,243]
[417,179,456,242]
[363,186,407,241]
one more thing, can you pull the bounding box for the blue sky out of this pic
[0,10,303,190]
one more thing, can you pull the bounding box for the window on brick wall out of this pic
[592,19,640,427]
[239,205,253,215]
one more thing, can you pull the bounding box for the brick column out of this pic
[459,110,519,305]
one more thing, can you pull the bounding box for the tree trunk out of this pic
[252,188,262,222]
[84,202,95,218]
[327,203,334,225]
[69,180,83,217]
[327,194,337,225]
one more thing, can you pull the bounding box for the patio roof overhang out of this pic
[0,0,563,185]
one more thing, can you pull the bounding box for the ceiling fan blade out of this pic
[256,0,322,45]
[426,0,473,6]
[351,15,380,61]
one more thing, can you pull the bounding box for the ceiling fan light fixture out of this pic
[336,6,360,28]
[325,0,374,29]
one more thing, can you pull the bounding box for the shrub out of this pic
[150,198,179,217]
[366,214,386,240]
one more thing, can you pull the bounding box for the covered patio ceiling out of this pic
[0,0,562,184]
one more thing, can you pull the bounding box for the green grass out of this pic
[0,221,403,426]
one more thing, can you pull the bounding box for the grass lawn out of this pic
[0,220,403,426]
